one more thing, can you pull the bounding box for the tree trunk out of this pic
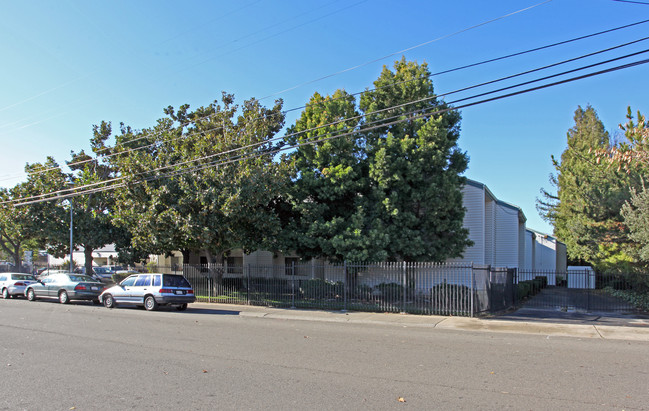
[84,247,94,276]
[205,249,224,288]
[181,249,190,266]
[13,244,21,271]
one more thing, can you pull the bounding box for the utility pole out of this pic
[69,200,73,274]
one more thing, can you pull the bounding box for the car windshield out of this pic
[94,267,111,274]
[163,275,191,288]
[12,274,35,281]
[68,275,94,282]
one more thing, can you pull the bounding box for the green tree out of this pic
[538,105,637,270]
[361,58,471,262]
[281,89,385,261]
[618,109,649,267]
[284,59,471,263]
[111,92,289,270]
[0,158,68,269]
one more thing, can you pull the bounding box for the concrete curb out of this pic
[191,303,649,341]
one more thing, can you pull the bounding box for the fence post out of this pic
[291,261,296,309]
[208,264,212,303]
[586,269,591,311]
[402,261,407,314]
[470,264,475,318]
[247,264,251,305]
[343,261,347,312]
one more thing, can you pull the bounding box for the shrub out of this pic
[605,287,649,311]
[300,279,343,299]
[375,282,404,300]
[516,282,532,300]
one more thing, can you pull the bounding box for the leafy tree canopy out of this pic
[111,92,289,263]
[284,58,471,262]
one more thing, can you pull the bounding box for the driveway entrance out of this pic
[520,286,636,312]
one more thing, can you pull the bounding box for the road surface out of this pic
[1,299,648,410]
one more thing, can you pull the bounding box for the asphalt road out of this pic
[1,299,648,410]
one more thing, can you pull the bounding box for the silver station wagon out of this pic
[98,273,195,311]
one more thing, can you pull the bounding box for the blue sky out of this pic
[1,0,648,235]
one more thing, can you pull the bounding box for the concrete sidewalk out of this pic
[192,303,649,342]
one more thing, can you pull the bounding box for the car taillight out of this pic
[74,284,86,291]
[187,289,194,294]
[14,282,25,286]
[159,288,173,293]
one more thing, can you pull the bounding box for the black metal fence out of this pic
[515,269,644,312]
[143,262,516,317]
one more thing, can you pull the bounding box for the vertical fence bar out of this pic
[402,261,407,314]
[343,261,348,312]
[291,261,295,309]
[470,264,475,317]
[208,264,212,303]
[247,264,251,306]
[586,269,591,311]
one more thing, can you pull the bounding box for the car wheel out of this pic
[58,290,70,304]
[103,294,116,309]
[2,288,9,299]
[26,288,36,301]
[176,303,188,311]
[144,295,158,311]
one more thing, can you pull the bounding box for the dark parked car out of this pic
[24,273,105,304]
[99,273,195,311]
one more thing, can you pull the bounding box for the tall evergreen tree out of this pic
[285,59,471,262]
[538,105,637,270]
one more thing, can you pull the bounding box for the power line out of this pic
[20,27,649,180]
[258,0,553,100]
[7,56,649,206]
[612,0,649,5]
[9,49,649,204]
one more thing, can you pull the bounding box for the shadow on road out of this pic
[184,308,241,315]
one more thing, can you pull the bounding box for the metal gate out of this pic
[516,269,637,312]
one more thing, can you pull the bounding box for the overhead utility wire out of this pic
[44,55,649,206]
[9,56,649,206]
[15,41,649,199]
[10,48,649,204]
[31,31,649,179]
[121,51,649,184]
[612,0,649,5]
[430,17,649,77]
[80,15,649,157]
[258,0,553,100]
[9,11,649,180]
[37,14,647,171]
[89,0,551,156]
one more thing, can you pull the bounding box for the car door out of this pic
[35,276,52,297]
[113,275,137,303]
[46,274,64,297]
[130,275,152,303]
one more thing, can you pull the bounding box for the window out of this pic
[0,276,5,282]
[285,257,300,276]
[135,275,152,287]
[69,275,92,282]
[226,257,243,275]
[152,275,161,287]
[121,276,137,287]
[162,275,191,288]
